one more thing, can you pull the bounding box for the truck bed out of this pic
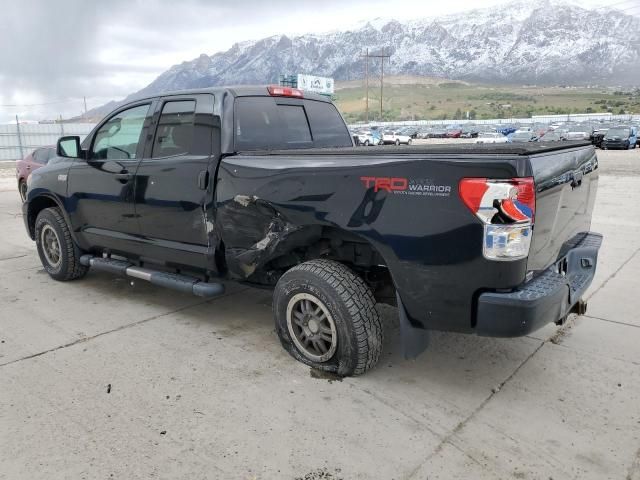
[239,141,592,157]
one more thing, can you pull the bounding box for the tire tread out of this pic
[285,259,382,376]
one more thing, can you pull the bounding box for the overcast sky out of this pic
[0,0,632,123]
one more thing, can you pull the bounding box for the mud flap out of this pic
[397,292,430,359]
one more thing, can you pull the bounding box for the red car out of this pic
[445,128,462,138]
[15,146,56,201]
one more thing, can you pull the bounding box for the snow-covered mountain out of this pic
[88,0,640,116]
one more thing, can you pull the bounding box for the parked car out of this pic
[537,132,562,142]
[15,146,56,201]
[460,126,479,138]
[564,127,593,141]
[399,127,419,139]
[591,129,608,149]
[445,128,462,138]
[382,131,412,145]
[355,130,382,146]
[429,128,447,138]
[23,85,601,377]
[510,131,537,143]
[602,126,638,150]
[496,126,517,136]
[475,132,510,144]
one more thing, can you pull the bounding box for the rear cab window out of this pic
[152,100,196,158]
[234,96,352,151]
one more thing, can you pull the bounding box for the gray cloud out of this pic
[0,0,615,121]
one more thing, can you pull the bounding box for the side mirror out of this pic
[57,136,82,158]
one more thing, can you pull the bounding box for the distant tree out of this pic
[454,108,462,119]
[469,110,477,120]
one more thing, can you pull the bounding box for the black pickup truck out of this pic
[24,86,602,376]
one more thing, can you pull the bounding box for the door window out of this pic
[32,149,48,164]
[152,100,196,158]
[91,104,150,160]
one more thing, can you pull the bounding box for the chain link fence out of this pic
[0,122,96,162]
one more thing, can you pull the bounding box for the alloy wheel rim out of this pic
[41,224,62,268]
[286,293,338,363]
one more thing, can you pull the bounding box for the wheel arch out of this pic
[26,194,75,242]
[232,223,398,305]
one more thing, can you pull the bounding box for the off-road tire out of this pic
[273,259,383,376]
[35,207,88,281]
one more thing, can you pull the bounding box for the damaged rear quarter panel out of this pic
[215,151,527,333]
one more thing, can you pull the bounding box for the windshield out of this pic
[234,97,352,151]
[605,128,630,138]
[513,132,531,139]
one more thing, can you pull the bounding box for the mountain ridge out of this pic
[85,0,640,118]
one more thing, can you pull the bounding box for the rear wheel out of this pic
[364,140,370,146]
[18,180,27,202]
[35,207,88,281]
[407,139,412,145]
[273,259,383,376]
[395,139,400,146]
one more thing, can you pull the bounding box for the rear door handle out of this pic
[198,170,209,190]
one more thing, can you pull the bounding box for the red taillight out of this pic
[459,178,489,213]
[459,177,536,223]
[512,177,535,220]
[267,86,304,98]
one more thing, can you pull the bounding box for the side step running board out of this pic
[80,255,225,298]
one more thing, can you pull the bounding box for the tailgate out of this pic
[527,145,599,271]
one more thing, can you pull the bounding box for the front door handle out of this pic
[115,172,133,183]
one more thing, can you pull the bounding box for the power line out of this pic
[0,99,85,108]
[592,0,639,10]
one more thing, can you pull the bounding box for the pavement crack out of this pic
[627,447,640,480]
[586,246,640,302]
[0,254,28,262]
[0,287,249,368]
[405,340,546,480]
[584,315,640,329]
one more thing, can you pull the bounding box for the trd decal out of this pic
[360,176,451,197]
[360,177,408,192]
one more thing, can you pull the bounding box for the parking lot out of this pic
[1,148,639,479]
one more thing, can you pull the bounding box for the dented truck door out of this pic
[133,93,217,266]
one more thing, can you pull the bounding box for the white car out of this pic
[382,131,412,145]
[564,129,592,140]
[474,132,510,144]
[356,131,382,146]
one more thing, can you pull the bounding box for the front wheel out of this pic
[273,259,383,376]
[395,139,400,146]
[35,207,88,281]
[18,180,27,202]
[364,140,370,146]
[407,139,412,145]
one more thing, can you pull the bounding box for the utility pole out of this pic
[361,49,391,122]
[360,49,370,123]
[380,51,385,121]
[15,115,24,160]
[83,96,88,117]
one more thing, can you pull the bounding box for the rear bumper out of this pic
[475,232,603,337]
[603,141,629,149]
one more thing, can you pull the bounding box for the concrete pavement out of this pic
[1,149,639,479]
